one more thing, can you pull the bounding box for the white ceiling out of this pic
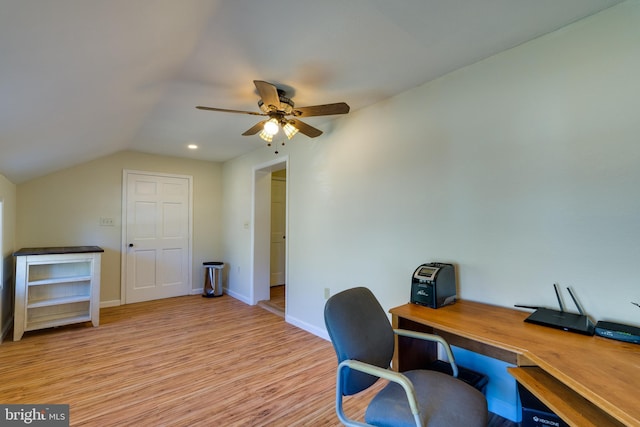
[0,0,623,183]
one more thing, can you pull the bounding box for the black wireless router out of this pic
[517,284,595,336]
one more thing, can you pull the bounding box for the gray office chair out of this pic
[324,287,487,427]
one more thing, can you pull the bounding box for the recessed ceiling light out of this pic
[187,144,198,150]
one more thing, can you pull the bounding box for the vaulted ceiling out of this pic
[0,0,623,183]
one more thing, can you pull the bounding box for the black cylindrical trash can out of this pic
[203,262,224,298]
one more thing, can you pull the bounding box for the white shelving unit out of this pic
[13,246,103,341]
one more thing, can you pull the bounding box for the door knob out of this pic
[129,243,134,247]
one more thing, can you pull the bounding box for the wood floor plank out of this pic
[0,295,515,426]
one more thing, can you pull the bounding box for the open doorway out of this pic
[267,169,286,314]
[252,157,288,317]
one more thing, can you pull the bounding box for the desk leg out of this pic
[392,315,439,372]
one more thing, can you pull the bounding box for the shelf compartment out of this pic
[28,282,91,305]
[28,261,92,283]
[26,301,91,329]
[28,295,91,309]
[25,313,93,331]
[28,276,92,286]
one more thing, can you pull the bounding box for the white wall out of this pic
[221,2,640,419]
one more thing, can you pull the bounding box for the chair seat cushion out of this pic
[365,370,487,427]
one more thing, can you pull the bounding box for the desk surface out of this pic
[390,301,639,427]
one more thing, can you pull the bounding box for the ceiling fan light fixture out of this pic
[259,129,274,142]
[282,122,299,139]
[263,118,280,136]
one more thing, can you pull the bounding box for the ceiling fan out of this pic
[196,80,350,142]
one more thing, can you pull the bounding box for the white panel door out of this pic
[124,172,191,303]
[270,178,286,286]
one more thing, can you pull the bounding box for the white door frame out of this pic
[120,169,193,304]
[251,157,288,305]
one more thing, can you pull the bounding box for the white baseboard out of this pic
[285,314,330,341]
[96,293,333,352]
[224,288,251,305]
[221,291,329,340]
[100,300,121,308]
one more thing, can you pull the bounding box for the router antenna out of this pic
[567,287,585,315]
[553,283,565,312]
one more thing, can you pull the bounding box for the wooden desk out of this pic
[390,301,639,427]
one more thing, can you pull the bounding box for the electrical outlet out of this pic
[324,288,331,300]
[99,217,115,226]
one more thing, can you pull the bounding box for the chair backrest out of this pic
[324,287,395,395]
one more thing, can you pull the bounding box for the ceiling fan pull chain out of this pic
[274,138,286,155]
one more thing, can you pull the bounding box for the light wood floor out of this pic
[1,295,515,426]
[257,285,286,317]
[269,285,285,312]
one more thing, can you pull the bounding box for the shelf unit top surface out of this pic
[14,246,104,256]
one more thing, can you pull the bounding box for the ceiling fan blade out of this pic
[289,119,323,138]
[196,106,266,116]
[242,120,267,136]
[254,80,282,111]
[292,102,350,117]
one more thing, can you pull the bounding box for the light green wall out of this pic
[0,173,17,341]
[221,5,640,418]
[16,150,222,304]
[222,2,640,331]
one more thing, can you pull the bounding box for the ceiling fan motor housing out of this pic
[258,90,294,114]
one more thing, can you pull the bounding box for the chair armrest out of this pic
[394,328,459,378]
[337,359,423,427]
